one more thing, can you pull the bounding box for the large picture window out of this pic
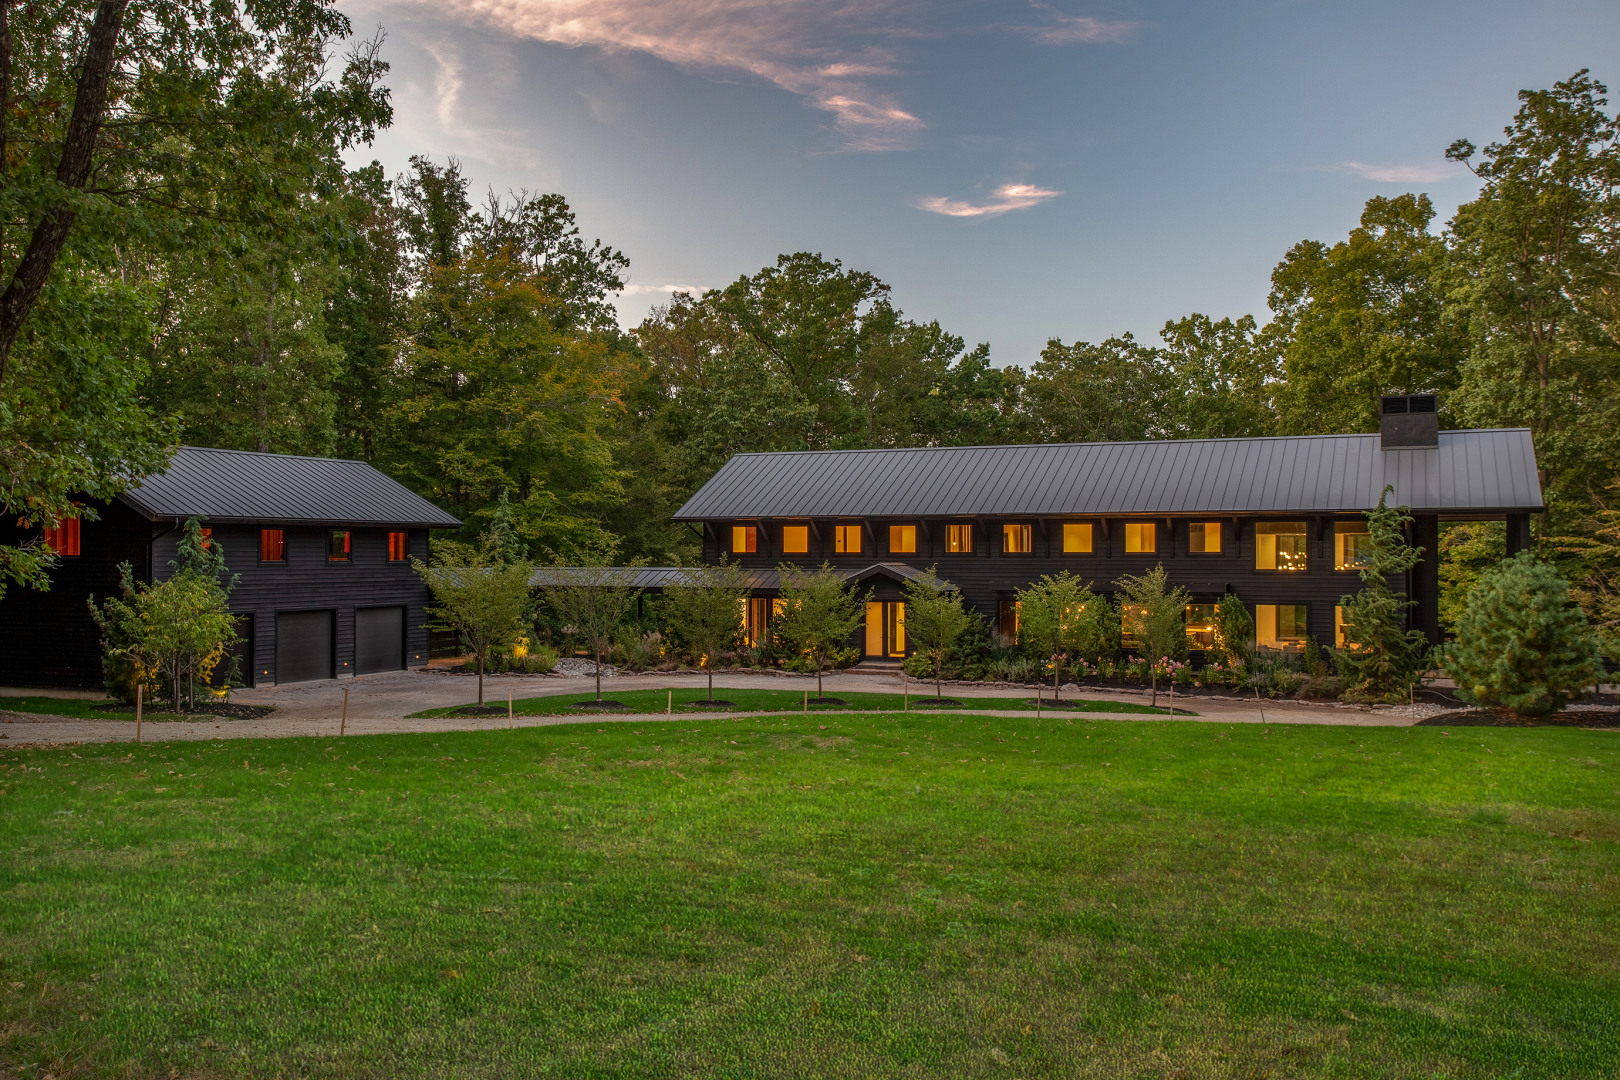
[834,524,861,554]
[946,523,972,553]
[1335,522,1372,570]
[732,525,757,554]
[43,518,81,557]
[1002,523,1031,553]
[1062,523,1092,553]
[259,528,285,562]
[1188,522,1221,553]
[1255,522,1308,571]
[1256,604,1308,650]
[889,524,916,554]
[1125,522,1156,553]
[782,525,809,554]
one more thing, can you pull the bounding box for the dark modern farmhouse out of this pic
[671,397,1543,660]
[0,446,460,690]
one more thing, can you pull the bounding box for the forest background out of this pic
[2,0,1616,645]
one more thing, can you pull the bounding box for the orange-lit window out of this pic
[946,523,972,553]
[259,529,285,562]
[781,525,809,554]
[1256,522,1308,571]
[1002,523,1032,553]
[328,530,351,561]
[1188,522,1221,553]
[1125,522,1156,553]
[998,600,1020,643]
[1062,523,1093,553]
[388,531,409,560]
[889,524,916,553]
[834,525,861,554]
[731,525,756,554]
[43,518,81,557]
[198,527,213,551]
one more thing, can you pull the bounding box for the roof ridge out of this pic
[177,444,370,467]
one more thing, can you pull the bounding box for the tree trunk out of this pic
[816,658,823,697]
[595,649,602,700]
[936,657,942,699]
[1151,669,1157,707]
[477,653,484,705]
[707,661,713,701]
[1053,657,1061,701]
[0,0,129,383]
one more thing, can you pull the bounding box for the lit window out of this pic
[1256,522,1308,571]
[388,532,409,560]
[1120,604,1148,649]
[834,524,861,554]
[1185,603,1217,649]
[889,524,916,554]
[1002,523,1032,553]
[1256,604,1308,650]
[199,527,213,551]
[741,597,771,646]
[946,523,973,553]
[732,525,757,554]
[997,600,1020,643]
[328,530,351,562]
[260,529,285,562]
[1335,605,1352,648]
[1335,522,1371,570]
[1188,522,1221,553]
[1125,522,1156,553]
[43,518,81,557]
[782,526,809,554]
[1062,523,1093,553]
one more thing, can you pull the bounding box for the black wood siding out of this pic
[704,516,1426,648]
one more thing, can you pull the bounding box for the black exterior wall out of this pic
[700,514,1435,652]
[0,507,435,690]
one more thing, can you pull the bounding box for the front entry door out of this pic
[864,601,906,658]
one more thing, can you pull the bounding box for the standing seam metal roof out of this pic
[118,446,462,528]
[673,430,1543,520]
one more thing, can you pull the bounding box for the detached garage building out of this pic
[0,446,461,690]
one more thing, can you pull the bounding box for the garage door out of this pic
[276,610,333,684]
[355,606,405,675]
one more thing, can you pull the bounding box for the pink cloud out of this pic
[1338,161,1454,183]
[1026,2,1138,44]
[916,182,1063,218]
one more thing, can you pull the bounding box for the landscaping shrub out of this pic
[1337,488,1433,703]
[1211,594,1254,668]
[1444,552,1605,716]
[611,628,666,671]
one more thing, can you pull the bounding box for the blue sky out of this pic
[345,0,1620,367]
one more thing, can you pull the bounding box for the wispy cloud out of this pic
[916,182,1063,218]
[412,0,926,150]
[1337,160,1454,183]
[424,41,464,127]
[616,283,708,297]
[1026,2,1138,44]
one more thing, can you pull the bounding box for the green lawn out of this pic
[2,715,1616,1078]
[411,686,1178,718]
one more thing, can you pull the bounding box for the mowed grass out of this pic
[410,686,1176,718]
[2,716,1617,1079]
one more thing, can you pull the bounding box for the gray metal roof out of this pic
[674,429,1543,520]
[119,446,462,528]
[529,563,955,592]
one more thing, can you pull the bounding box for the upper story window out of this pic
[781,525,809,554]
[43,518,81,557]
[1002,523,1032,553]
[388,531,409,561]
[834,524,861,554]
[1062,523,1093,553]
[259,528,285,562]
[732,525,757,554]
[946,523,973,553]
[328,530,352,562]
[1335,522,1371,570]
[1256,522,1308,571]
[889,524,916,554]
[1125,522,1156,553]
[1188,521,1221,553]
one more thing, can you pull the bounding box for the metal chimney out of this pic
[1380,394,1439,449]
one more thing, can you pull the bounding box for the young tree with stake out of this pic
[537,556,643,701]
[1015,572,1095,700]
[901,568,970,699]
[1114,565,1191,706]
[658,559,752,701]
[772,563,864,698]
[414,538,535,706]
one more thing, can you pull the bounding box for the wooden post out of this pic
[1167,679,1174,718]
[340,686,349,737]
[667,689,672,719]
[508,688,514,730]
[803,690,808,714]
[1036,682,1041,720]
[135,683,142,745]
[1255,685,1265,726]
[902,667,908,713]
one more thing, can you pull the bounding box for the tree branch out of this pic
[0,0,128,385]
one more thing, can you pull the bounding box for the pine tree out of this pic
[1444,553,1605,716]
[1338,487,1432,702]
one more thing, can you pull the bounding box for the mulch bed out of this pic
[451,705,510,717]
[682,700,738,710]
[95,701,275,719]
[1417,707,1620,729]
[805,697,848,707]
[1026,698,1085,710]
[908,698,965,708]
[570,700,631,712]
